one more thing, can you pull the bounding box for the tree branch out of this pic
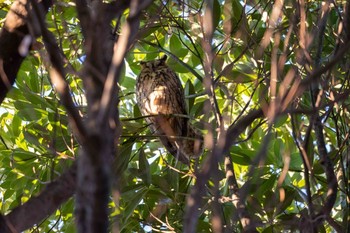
[184,108,263,233]
[224,156,257,232]
[0,0,52,104]
[2,163,77,233]
[75,1,153,232]
[309,1,338,227]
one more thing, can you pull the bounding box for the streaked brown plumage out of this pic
[136,55,203,164]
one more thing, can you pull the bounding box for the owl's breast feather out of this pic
[142,85,169,115]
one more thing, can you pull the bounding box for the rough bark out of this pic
[0,0,30,103]
[0,0,52,103]
[74,1,151,232]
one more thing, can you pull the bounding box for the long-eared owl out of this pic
[136,55,203,164]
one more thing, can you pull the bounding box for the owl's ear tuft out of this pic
[160,55,167,62]
[140,60,147,68]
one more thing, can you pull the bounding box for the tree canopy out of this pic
[0,0,349,232]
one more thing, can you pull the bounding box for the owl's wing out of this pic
[164,70,188,113]
[160,69,189,137]
[155,115,190,164]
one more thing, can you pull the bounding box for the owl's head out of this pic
[140,55,168,70]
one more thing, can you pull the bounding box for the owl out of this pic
[136,55,203,164]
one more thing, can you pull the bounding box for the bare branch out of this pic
[97,0,153,125]
[186,1,226,232]
[224,156,258,232]
[184,109,263,233]
[309,1,338,227]
[74,0,91,38]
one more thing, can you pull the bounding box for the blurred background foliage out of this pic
[0,0,349,232]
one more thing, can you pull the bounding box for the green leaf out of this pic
[289,152,303,171]
[120,75,136,90]
[230,146,255,165]
[213,0,221,30]
[274,115,288,128]
[275,187,296,215]
[133,104,142,119]
[121,186,148,227]
[185,80,195,112]
[17,107,46,121]
[169,35,188,58]
[12,149,37,164]
[115,141,134,174]
[138,149,151,185]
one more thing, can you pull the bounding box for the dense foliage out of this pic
[0,0,349,232]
